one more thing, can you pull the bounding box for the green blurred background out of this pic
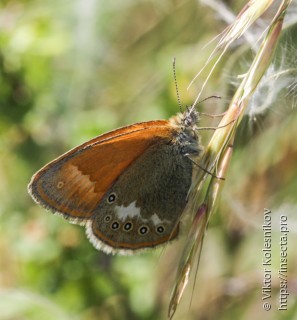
[0,0,297,319]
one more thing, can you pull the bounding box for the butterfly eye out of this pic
[123,222,133,232]
[107,193,116,204]
[138,225,149,235]
[104,215,112,223]
[111,221,120,230]
[156,225,165,234]
[56,181,65,189]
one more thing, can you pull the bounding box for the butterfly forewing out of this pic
[28,121,175,224]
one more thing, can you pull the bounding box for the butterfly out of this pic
[28,107,203,255]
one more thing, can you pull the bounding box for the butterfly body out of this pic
[28,109,203,254]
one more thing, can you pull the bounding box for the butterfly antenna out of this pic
[173,57,182,113]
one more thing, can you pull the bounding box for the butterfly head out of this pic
[169,107,203,157]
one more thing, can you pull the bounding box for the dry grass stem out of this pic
[168,0,292,318]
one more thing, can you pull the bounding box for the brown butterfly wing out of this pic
[28,120,174,224]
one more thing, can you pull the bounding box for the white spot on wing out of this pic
[115,201,141,222]
[114,203,170,225]
[150,213,163,226]
[150,213,171,225]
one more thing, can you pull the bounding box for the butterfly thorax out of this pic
[169,108,203,157]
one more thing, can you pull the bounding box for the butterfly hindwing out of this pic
[87,142,193,253]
